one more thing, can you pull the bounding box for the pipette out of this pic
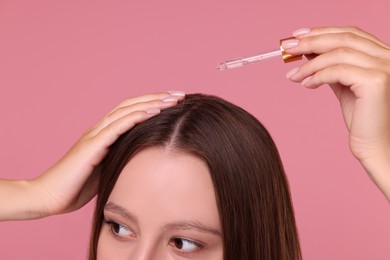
[217,37,302,71]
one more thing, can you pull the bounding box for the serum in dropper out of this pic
[217,37,302,71]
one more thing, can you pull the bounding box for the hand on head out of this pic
[2,26,389,223]
[0,91,185,220]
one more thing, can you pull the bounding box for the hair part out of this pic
[89,93,301,260]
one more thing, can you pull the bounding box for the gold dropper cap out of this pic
[280,37,302,63]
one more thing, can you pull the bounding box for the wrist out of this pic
[0,179,49,221]
[358,149,390,202]
[20,179,52,219]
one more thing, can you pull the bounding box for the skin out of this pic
[0,26,389,222]
[284,26,390,201]
[97,147,223,260]
[0,91,185,220]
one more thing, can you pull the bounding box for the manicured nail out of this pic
[145,108,161,114]
[281,39,300,50]
[286,67,300,79]
[301,76,313,86]
[293,28,311,37]
[161,96,179,102]
[168,90,186,97]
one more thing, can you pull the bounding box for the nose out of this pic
[128,241,163,260]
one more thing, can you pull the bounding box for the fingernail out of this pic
[281,39,300,50]
[168,90,186,97]
[161,96,179,102]
[293,28,311,37]
[145,108,161,114]
[286,67,300,79]
[301,76,313,86]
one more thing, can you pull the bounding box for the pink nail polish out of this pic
[161,96,179,102]
[168,90,185,97]
[293,28,311,37]
[286,67,300,79]
[145,108,161,114]
[281,39,299,50]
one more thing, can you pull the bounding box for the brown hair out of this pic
[89,93,301,260]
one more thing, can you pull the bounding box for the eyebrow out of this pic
[104,202,139,225]
[164,221,222,237]
[104,202,222,237]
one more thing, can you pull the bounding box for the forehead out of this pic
[107,146,220,227]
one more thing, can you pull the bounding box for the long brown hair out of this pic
[89,94,301,260]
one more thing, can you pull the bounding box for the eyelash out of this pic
[169,237,204,255]
[102,219,205,255]
[103,219,134,241]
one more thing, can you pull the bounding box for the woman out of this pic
[0,26,389,257]
[89,93,301,259]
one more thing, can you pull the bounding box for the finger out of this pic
[296,26,390,49]
[301,64,388,96]
[91,110,160,160]
[90,96,180,136]
[289,47,390,82]
[89,91,185,136]
[286,32,390,59]
[109,90,185,113]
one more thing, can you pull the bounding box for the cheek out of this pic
[96,227,128,260]
[96,229,109,260]
[96,225,138,260]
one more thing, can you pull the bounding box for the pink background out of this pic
[1,1,389,259]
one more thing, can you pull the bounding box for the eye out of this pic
[170,237,202,253]
[104,219,133,239]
